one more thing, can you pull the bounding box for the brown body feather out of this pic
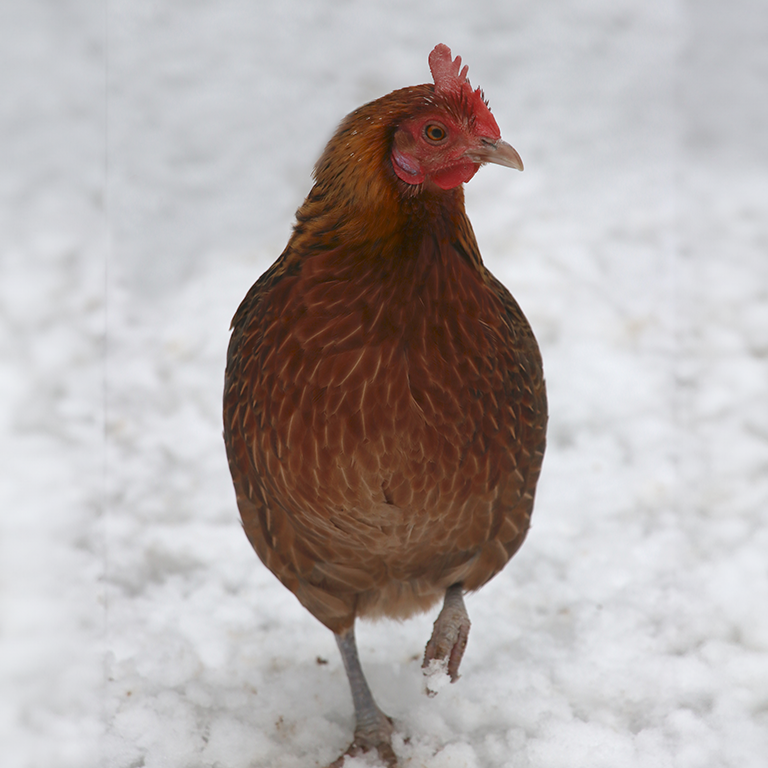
[223,85,547,636]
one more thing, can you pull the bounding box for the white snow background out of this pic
[2,1,767,766]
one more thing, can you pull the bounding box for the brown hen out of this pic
[223,44,547,766]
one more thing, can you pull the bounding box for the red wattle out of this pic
[431,160,479,190]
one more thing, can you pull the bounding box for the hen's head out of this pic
[390,44,523,191]
[310,44,523,220]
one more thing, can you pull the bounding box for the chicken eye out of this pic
[424,123,447,142]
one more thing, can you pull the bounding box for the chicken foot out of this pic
[422,583,470,685]
[330,624,397,767]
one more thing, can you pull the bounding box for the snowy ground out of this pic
[2,1,768,767]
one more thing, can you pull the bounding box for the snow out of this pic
[423,659,453,699]
[2,1,767,766]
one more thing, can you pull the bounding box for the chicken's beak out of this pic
[466,138,524,171]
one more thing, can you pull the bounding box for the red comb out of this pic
[428,44,501,140]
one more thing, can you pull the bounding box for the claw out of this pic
[327,737,398,767]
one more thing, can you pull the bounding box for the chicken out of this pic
[223,44,547,766]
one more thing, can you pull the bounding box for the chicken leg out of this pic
[330,624,397,767]
[422,584,471,686]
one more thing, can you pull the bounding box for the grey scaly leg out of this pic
[331,624,396,766]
